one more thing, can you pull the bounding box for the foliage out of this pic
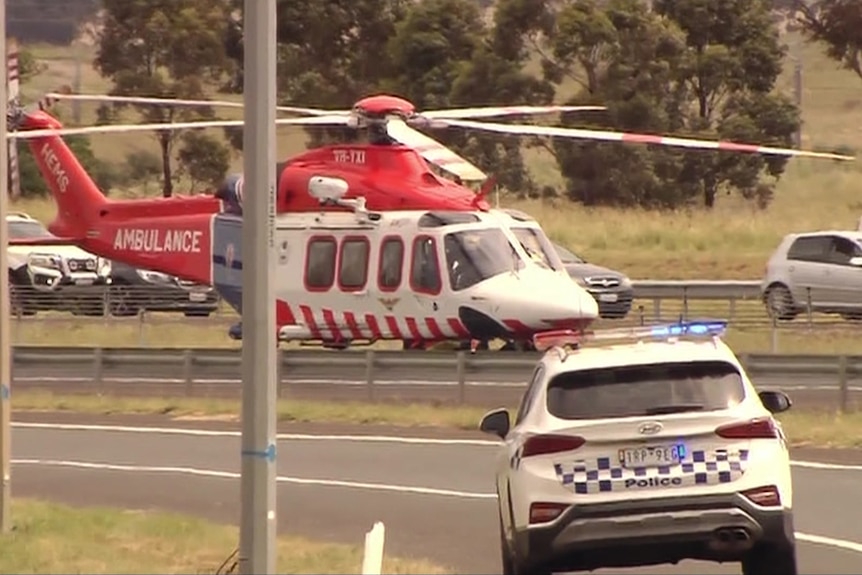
[13,136,118,198]
[795,0,862,80]
[176,131,231,191]
[495,0,801,209]
[93,0,235,197]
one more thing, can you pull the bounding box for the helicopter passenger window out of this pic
[339,237,370,290]
[410,235,442,294]
[378,237,404,291]
[444,228,519,292]
[305,236,337,290]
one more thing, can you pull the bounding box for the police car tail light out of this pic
[521,434,586,458]
[741,485,782,507]
[532,320,728,352]
[529,502,569,524]
[714,417,779,439]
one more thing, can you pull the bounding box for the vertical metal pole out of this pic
[0,0,11,534]
[238,0,278,574]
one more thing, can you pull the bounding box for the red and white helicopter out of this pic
[5,64,854,350]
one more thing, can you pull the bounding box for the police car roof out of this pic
[539,338,740,375]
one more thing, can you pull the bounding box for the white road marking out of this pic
[12,422,499,446]
[11,458,497,500]
[11,457,862,555]
[796,532,862,554]
[13,422,862,471]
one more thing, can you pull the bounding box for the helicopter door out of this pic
[409,234,444,316]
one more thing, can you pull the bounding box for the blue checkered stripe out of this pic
[553,449,750,494]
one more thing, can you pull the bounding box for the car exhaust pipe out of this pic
[709,527,753,553]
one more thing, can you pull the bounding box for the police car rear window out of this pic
[546,360,745,420]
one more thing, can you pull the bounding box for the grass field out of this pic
[12,392,862,448]
[0,498,448,574]
[12,31,862,281]
[10,299,862,354]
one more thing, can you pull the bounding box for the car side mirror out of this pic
[479,408,510,439]
[758,390,792,414]
[849,256,862,267]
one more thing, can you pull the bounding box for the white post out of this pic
[0,0,11,534]
[237,0,278,574]
[361,521,386,575]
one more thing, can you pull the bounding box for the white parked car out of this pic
[480,321,796,575]
[7,212,111,314]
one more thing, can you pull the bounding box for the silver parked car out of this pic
[761,230,862,321]
[552,242,634,319]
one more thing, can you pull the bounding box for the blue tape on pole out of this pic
[0,384,9,401]
[242,443,276,462]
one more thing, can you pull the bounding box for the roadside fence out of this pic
[9,346,861,413]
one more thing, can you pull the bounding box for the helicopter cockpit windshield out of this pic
[509,226,564,272]
[444,228,522,291]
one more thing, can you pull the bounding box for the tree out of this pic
[499,0,800,209]
[795,0,862,80]
[176,131,231,191]
[222,0,411,150]
[384,0,551,193]
[654,0,800,208]
[94,0,234,197]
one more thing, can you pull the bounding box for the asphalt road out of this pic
[10,360,861,410]
[10,412,862,574]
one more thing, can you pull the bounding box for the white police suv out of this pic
[480,320,796,575]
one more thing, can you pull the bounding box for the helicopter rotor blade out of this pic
[422,105,606,120]
[42,92,350,117]
[385,118,487,181]
[436,119,856,161]
[8,115,351,140]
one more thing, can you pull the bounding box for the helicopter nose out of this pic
[457,269,600,339]
[527,270,599,329]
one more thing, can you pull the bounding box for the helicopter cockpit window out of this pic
[444,228,519,292]
[339,237,370,290]
[305,236,337,290]
[379,237,404,290]
[510,227,563,272]
[410,235,442,294]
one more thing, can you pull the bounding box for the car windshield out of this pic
[510,227,563,271]
[553,242,585,264]
[443,228,520,291]
[7,220,54,240]
[546,360,745,420]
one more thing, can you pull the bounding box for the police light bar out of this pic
[532,320,729,352]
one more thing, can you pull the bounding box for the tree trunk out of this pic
[160,132,173,198]
[703,175,717,208]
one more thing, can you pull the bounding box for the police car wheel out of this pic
[741,543,797,575]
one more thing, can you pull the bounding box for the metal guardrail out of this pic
[9,346,861,412]
[7,281,762,316]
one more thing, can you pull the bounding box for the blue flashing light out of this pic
[647,320,728,338]
[533,319,728,352]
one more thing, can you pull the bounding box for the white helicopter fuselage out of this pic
[211,201,599,345]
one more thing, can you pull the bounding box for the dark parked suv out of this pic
[552,243,634,319]
[107,261,220,317]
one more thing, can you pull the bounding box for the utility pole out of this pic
[238,0,278,574]
[0,0,12,534]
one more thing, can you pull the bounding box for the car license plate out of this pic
[599,293,618,303]
[619,444,684,468]
[74,278,94,286]
[189,291,207,302]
